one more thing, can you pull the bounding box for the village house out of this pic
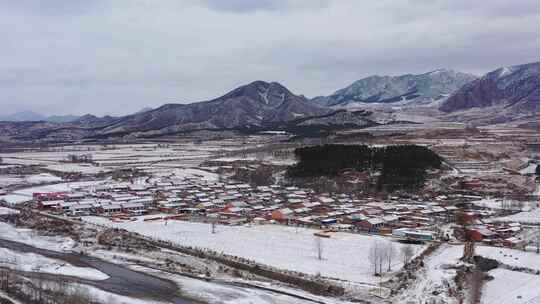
[38,200,63,209]
[469,227,498,242]
[121,202,146,214]
[357,218,384,232]
[70,203,94,216]
[100,204,122,215]
[271,208,293,221]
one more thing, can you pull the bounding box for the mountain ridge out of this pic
[312,69,477,107]
[97,80,336,136]
[440,61,540,114]
[0,80,375,142]
[0,111,46,122]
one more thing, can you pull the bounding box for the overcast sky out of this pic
[1,0,540,116]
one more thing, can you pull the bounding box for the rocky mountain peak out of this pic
[217,80,295,108]
[93,80,335,136]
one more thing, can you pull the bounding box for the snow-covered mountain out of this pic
[0,81,376,142]
[440,61,540,113]
[312,69,477,107]
[97,80,333,136]
[134,107,153,114]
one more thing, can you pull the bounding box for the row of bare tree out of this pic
[368,241,415,275]
[313,237,415,276]
[532,226,540,254]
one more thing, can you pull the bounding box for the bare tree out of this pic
[65,284,92,304]
[533,227,540,254]
[500,199,508,210]
[378,244,386,274]
[50,279,70,302]
[107,295,120,304]
[513,201,524,212]
[0,270,10,292]
[315,236,324,260]
[254,151,266,162]
[368,241,382,275]
[401,244,414,266]
[33,276,46,303]
[211,221,217,234]
[384,242,396,272]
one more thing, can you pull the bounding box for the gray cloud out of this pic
[202,0,285,12]
[0,0,539,115]
[200,0,327,12]
[0,0,102,16]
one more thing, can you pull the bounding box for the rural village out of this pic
[3,1,540,303]
[1,122,540,304]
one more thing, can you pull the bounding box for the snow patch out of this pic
[498,66,514,77]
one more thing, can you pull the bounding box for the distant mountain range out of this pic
[0,111,92,123]
[0,111,74,123]
[0,107,153,123]
[0,81,374,142]
[2,61,540,142]
[92,81,375,138]
[312,69,477,107]
[45,114,82,123]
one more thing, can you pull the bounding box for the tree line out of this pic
[287,144,442,190]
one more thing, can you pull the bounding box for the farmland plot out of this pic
[83,216,425,284]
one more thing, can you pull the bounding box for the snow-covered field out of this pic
[0,141,255,169]
[0,247,108,281]
[0,176,24,187]
[45,163,113,174]
[0,194,32,205]
[482,269,540,304]
[475,245,540,303]
[213,155,297,166]
[150,168,219,181]
[25,173,63,184]
[0,173,62,188]
[0,138,279,171]
[470,198,504,209]
[1,157,57,166]
[82,216,424,284]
